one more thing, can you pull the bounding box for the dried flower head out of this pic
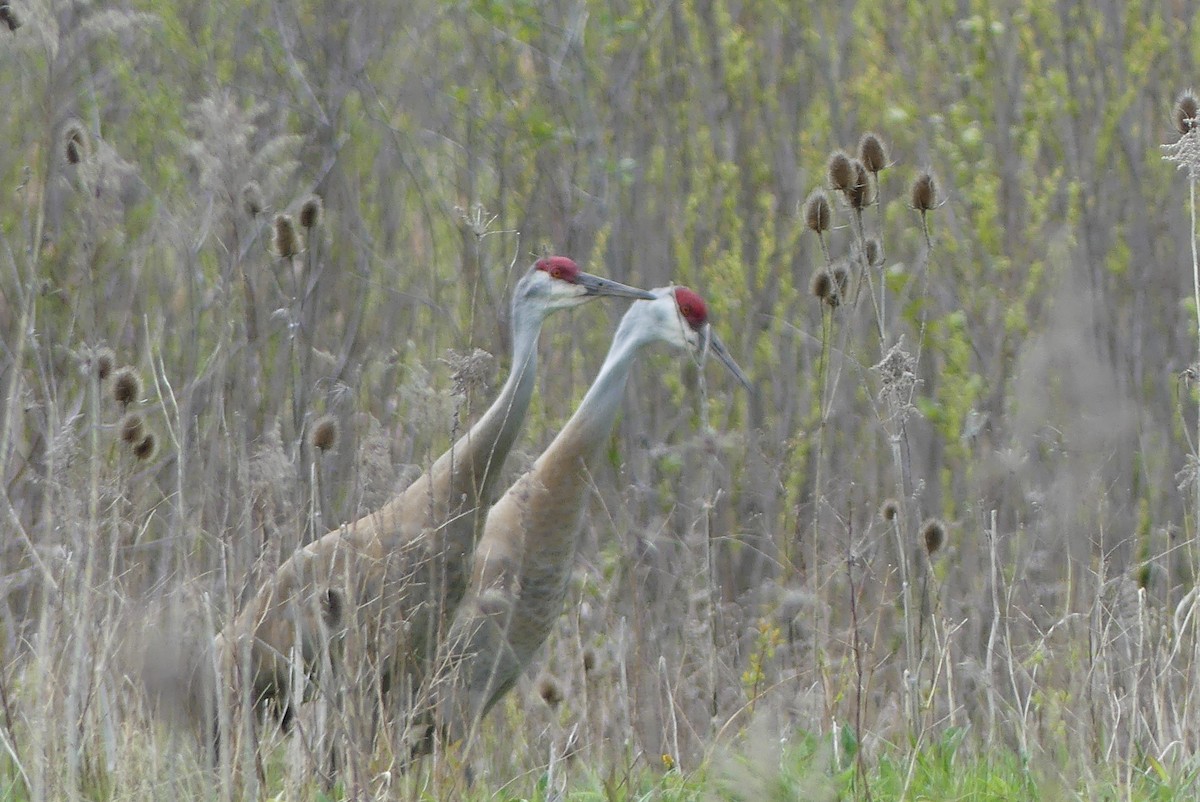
[537,676,563,708]
[64,123,88,165]
[0,3,20,31]
[921,518,946,555]
[803,189,831,233]
[120,412,144,444]
[1176,90,1200,135]
[112,367,141,407]
[827,150,853,192]
[879,498,901,522]
[861,237,884,268]
[242,181,264,217]
[810,268,833,302]
[846,159,872,210]
[133,432,156,461]
[911,173,937,212]
[831,262,850,301]
[299,194,323,229]
[582,648,597,673]
[84,346,116,382]
[858,133,888,174]
[311,415,337,452]
[272,214,300,258]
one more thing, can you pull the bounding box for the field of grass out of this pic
[5,0,1200,800]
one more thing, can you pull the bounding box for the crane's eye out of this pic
[550,265,565,279]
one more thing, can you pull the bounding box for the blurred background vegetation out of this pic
[4,0,1200,798]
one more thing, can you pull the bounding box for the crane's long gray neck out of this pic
[450,295,542,499]
[552,304,649,457]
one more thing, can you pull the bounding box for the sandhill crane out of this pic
[433,285,750,747]
[214,257,653,739]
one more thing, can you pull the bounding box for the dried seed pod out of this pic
[272,214,299,258]
[120,413,144,444]
[858,132,888,174]
[1176,90,1200,135]
[537,676,563,708]
[242,181,264,217]
[299,194,323,229]
[862,237,883,267]
[831,262,850,300]
[879,498,900,522]
[846,159,872,210]
[803,190,831,233]
[64,123,88,165]
[311,415,337,452]
[0,3,21,31]
[133,432,156,461]
[112,368,141,407]
[911,173,937,212]
[810,268,833,302]
[827,150,853,192]
[921,518,946,555]
[91,347,115,381]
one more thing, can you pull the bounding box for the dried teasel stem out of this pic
[911,172,937,248]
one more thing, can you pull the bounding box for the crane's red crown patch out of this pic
[535,256,581,282]
[673,287,708,329]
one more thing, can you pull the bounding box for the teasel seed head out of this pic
[921,518,946,556]
[858,132,888,174]
[911,172,937,212]
[241,181,264,217]
[133,432,156,461]
[272,214,300,258]
[879,497,901,522]
[112,368,141,407]
[582,647,597,673]
[91,346,115,382]
[0,3,21,32]
[311,415,337,452]
[803,189,831,233]
[120,412,144,444]
[299,194,323,229]
[846,159,872,210]
[827,150,853,192]
[862,237,884,268]
[810,268,833,303]
[831,262,850,302]
[64,123,88,165]
[537,676,564,708]
[1175,90,1200,135]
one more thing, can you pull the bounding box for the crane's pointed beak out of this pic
[706,328,752,390]
[575,271,656,300]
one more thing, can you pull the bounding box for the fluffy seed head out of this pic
[911,173,937,212]
[810,268,833,302]
[1176,90,1200,135]
[846,159,872,210]
[272,214,299,258]
[242,181,264,217]
[859,133,888,173]
[803,190,831,233]
[120,413,144,444]
[64,123,88,165]
[879,498,901,522]
[133,432,156,461]
[311,416,337,452]
[537,676,563,708]
[827,150,853,191]
[921,518,946,555]
[0,3,21,31]
[112,368,140,407]
[299,195,323,229]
